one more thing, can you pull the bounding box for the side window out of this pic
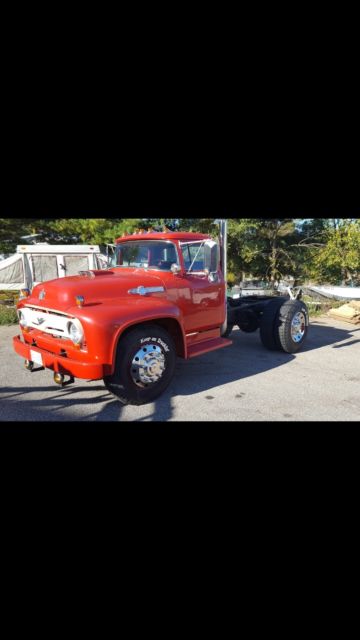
[31,255,58,282]
[63,255,90,276]
[181,243,205,272]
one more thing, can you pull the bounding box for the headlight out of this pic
[67,320,84,345]
[18,310,28,327]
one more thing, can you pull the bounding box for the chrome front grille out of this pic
[20,305,74,339]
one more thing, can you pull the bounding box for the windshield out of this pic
[112,241,179,271]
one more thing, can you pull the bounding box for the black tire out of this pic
[275,300,309,353]
[222,323,234,338]
[259,298,288,350]
[260,298,309,353]
[103,325,176,405]
[237,309,259,333]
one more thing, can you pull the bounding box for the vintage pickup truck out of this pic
[13,221,309,405]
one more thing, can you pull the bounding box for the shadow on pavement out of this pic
[1,383,122,422]
[301,320,360,352]
[1,322,358,422]
[333,339,360,348]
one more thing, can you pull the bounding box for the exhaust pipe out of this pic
[217,219,228,336]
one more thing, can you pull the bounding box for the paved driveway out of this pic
[1,317,360,422]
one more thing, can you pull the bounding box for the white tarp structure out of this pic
[307,285,360,300]
[0,245,108,290]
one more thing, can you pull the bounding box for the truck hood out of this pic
[29,269,166,310]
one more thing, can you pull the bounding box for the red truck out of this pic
[13,221,309,405]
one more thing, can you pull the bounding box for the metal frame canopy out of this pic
[0,245,105,290]
[16,245,101,254]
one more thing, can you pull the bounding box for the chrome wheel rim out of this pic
[291,312,306,343]
[131,344,166,386]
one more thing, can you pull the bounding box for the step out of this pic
[187,336,232,359]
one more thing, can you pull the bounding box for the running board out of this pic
[187,337,232,359]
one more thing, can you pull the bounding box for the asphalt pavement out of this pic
[1,317,360,422]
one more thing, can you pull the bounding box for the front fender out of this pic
[69,296,186,373]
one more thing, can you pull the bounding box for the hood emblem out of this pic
[39,289,46,300]
[128,285,165,296]
[35,317,45,325]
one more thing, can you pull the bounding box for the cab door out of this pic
[176,241,225,333]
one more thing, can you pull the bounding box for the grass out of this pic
[0,290,19,324]
[0,291,19,303]
[0,305,18,325]
[302,295,346,318]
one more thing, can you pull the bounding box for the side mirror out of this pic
[171,263,182,275]
[204,239,219,274]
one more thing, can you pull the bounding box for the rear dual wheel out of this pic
[103,325,176,405]
[260,298,308,353]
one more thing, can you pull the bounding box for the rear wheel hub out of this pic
[291,312,306,343]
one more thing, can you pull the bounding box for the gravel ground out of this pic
[1,316,360,422]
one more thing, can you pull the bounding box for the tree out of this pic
[223,218,300,284]
[254,218,299,284]
[0,218,50,255]
[4,214,358,286]
[226,218,262,281]
[290,218,360,284]
[313,221,360,284]
[172,217,301,284]
[0,217,148,255]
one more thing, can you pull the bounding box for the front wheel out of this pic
[103,325,176,405]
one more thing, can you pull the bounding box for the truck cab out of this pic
[114,231,226,333]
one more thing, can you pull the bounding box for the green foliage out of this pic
[295,219,360,284]
[221,218,299,284]
[179,218,218,236]
[0,291,18,303]
[0,218,46,254]
[0,217,145,253]
[226,271,237,286]
[0,305,17,325]
[184,217,360,286]
[314,222,360,283]
[48,217,147,244]
[2,216,360,286]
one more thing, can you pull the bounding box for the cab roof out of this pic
[115,232,210,244]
